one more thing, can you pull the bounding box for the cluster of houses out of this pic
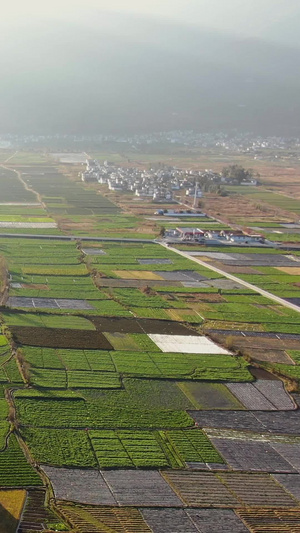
[167,227,265,244]
[81,159,234,202]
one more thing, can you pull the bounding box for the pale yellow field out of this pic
[276,266,300,275]
[196,256,212,262]
[114,270,163,280]
[0,490,26,533]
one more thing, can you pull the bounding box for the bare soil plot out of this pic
[254,411,300,435]
[181,281,211,288]
[178,382,244,410]
[189,293,225,303]
[101,470,182,507]
[226,383,277,410]
[148,334,230,354]
[7,297,95,310]
[11,326,114,350]
[59,504,152,533]
[218,472,297,507]
[273,474,300,501]
[189,411,266,433]
[226,380,295,411]
[190,410,300,435]
[271,443,300,473]
[209,332,300,352]
[91,316,145,333]
[187,509,249,533]
[237,508,300,532]
[141,508,199,533]
[211,439,296,473]
[225,253,298,267]
[42,467,117,505]
[90,316,193,335]
[138,259,173,265]
[285,297,300,308]
[162,471,239,507]
[249,349,294,364]
[254,380,295,410]
[156,271,208,282]
[209,279,245,290]
[293,393,300,407]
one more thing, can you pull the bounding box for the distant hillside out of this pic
[1,12,299,135]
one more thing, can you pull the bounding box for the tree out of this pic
[222,164,258,184]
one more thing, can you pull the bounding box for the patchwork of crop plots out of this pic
[0,168,36,203]
[16,166,120,216]
[0,157,300,531]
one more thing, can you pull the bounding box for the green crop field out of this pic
[21,428,97,468]
[226,185,300,214]
[110,351,252,381]
[166,429,224,463]
[15,397,194,429]
[0,435,42,487]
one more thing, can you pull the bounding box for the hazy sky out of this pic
[4,0,300,46]
[1,1,299,135]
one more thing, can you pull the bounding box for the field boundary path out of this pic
[1,164,45,208]
[160,243,300,315]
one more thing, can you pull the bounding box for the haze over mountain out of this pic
[1,1,300,135]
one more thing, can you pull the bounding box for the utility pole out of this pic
[193,181,198,209]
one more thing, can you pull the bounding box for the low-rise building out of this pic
[176,227,205,240]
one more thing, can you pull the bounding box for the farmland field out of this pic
[0,152,299,530]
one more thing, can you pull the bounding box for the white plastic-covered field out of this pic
[148,334,230,354]
[51,152,87,163]
[0,202,40,206]
[0,222,57,228]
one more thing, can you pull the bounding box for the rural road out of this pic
[160,243,300,315]
[0,233,156,243]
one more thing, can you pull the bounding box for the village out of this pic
[162,227,266,245]
[81,158,258,202]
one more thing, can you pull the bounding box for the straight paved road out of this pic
[0,233,155,243]
[161,243,300,315]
